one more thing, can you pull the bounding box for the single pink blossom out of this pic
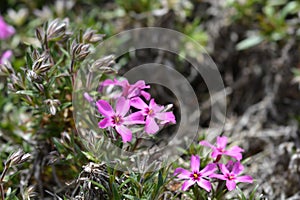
[0,50,13,64]
[199,136,244,161]
[96,97,145,143]
[130,97,176,134]
[174,155,216,192]
[210,161,253,191]
[0,16,15,40]
[99,79,151,100]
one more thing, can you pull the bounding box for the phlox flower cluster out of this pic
[174,136,253,192]
[84,78,176,143]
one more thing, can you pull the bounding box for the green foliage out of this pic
[229,0,300,49]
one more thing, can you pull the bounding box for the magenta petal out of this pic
[145,117,159,134]
[0,50,12,64]
[219,163,230,175]
[226,146,244,161]
[155,112,176,124]
[210,173,226,180]
[182,180,195,191]
[200,163,216,176]
[130,97,148,110]
[115,125,132,143]
[231,162,244,175]
[123,112,145,125]
[217,136,228,149]
[0,16,15,39]
[197,179,212,192]
[149,99,163,112]
[190,155,200,172]
[101,79,116,86]
[98,118,112,128]
[141,91,151,100]
[226,180,236,191]
[236,175,253,183]
[211,150,221,159]
[174,168,191,179]
[115,97,130,116]
[199,140,215,149]
[96,100,114,117]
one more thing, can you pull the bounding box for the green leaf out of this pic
[15,90,36,96]
[281,1,299,19]
[236,35,264,50]
[112,182,121,200]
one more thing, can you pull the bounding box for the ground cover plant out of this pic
[0,0,300,199]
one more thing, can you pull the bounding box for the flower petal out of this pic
[115,97,130,116]
[155,112,176,124]
[182,180,195,191]
[236,175,253,183]
[210,174,226,180]
[199,140,215,149]
[115,125,132,143]
[200,163,216,177]
[197,178,212,192]
[190,155,200,172]
[226,180,236,191]
[130,97,148,110]
[174,168,191,179]
[217,136,228,149]
[98,118,112,128]
[149,99,163,112]
[232,162,244,175]
[141,90,151,100]
[219,163,230,175]
[123,112,145,125]
[225,146,244,161]
[145,117,159,134]
[96,100,114,117]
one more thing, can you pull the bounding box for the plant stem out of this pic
[0,164,9,200]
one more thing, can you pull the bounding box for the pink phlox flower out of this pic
[0,16,15,40]
[130,97,176,134]
[174,155,216,192]
[99,78,151,100]
[210,161,253,191]
[96,97,145,143]
[199,136,244,161]
[0,50,13,64]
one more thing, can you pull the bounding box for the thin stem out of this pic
[0,164,9,200]
[0,184,4,200]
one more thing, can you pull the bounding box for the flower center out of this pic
[145,108,154,116]
[190,171,201,181]
[112,115,123,125]
[226,173,235,180]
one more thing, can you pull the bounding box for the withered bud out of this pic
[89,55,115,72]
[47,18,69,41]
[83,29,105,44]
[6,149,31,167]
[44,99,61,115]
[35,27,44,43]
[31,49,40,60]
[0,62,14,75]
[7,83,15,91]
[26,70,43,83]
[11,73,25,89]
[34,83,44,93]
[71,41,90,61]
[61,131,71,145]
[32,53,52,74]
